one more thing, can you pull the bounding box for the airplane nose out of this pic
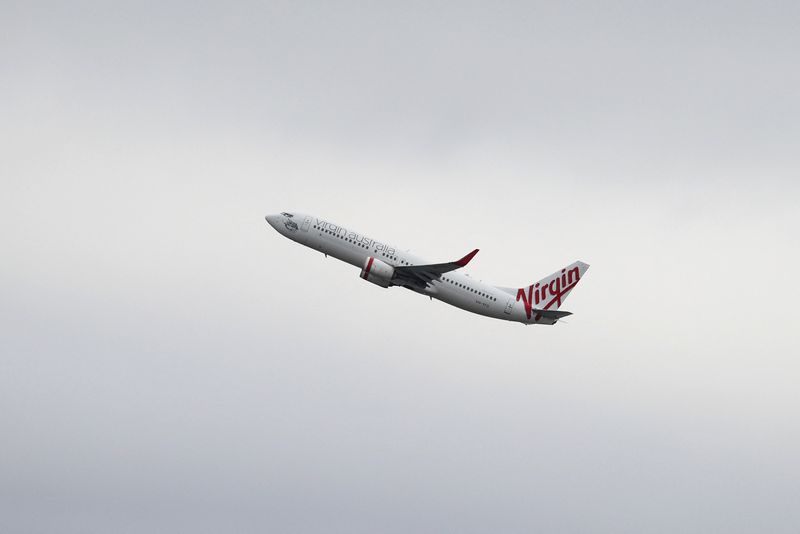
[264,214,280,229]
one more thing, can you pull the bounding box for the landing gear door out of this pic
[301,215,311,232]
[504,297,515,315]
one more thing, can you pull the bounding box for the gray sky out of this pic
[2,1,799,532]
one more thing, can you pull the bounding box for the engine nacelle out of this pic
[360,256,394,288]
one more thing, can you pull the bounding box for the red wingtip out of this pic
[455,248,479,267]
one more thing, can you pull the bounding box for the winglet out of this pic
[455,248,479,267]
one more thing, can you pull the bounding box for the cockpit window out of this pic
[281,212,294,218]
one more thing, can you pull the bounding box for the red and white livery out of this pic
[265,212,589,325]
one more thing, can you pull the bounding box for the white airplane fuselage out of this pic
[265,212,588,325]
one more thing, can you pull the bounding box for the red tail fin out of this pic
[516,261,589,320]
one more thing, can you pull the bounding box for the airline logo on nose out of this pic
[516,266,581,320]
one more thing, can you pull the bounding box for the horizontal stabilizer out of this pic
[532,309,572,319]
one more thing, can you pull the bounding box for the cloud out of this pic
[1,1,799,532]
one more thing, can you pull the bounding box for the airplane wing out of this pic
[393,249,479,288]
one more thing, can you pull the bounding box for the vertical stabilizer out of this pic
[514,261,589,321]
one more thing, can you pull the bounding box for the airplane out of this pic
[264,212,589,325]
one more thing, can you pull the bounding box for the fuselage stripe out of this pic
[362,256,375,280]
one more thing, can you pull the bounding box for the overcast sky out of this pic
[2,1,799,532]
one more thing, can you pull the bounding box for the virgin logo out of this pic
[517,267,581,320]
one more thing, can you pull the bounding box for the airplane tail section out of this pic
[500,261,589,321]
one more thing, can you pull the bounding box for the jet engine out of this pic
[360,256,394,288]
